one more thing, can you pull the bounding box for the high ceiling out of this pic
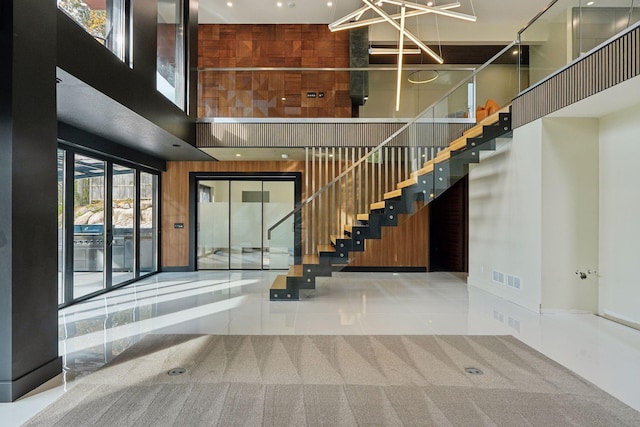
[199,0,553,43]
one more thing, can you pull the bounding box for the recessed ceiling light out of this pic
[281,153,289,159]
[277,1,282,7]
[281,97,286,101]
[587,1,595,5]
[427,1,434,6]
[226,1,232,6]
[235,153,241,157]
[327,1,333,6]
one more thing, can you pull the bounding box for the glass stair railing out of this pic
[265,41,519,300]
[268,105,512,300]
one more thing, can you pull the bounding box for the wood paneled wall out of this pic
[162,160,305,268]
[162,158,443,271]
[348,204,430,268]
[198,24,351,118]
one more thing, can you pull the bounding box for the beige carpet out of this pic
[25,335,640,426]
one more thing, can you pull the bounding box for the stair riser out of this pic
[270,288,299,300]
[351,225,380,240]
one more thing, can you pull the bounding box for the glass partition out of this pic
[519,0,640,91]
[197,180,230,270]
[263,181,295,269]
[57,0,127,60]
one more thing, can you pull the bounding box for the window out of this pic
[58,0,127,61]
[157,0,185,109]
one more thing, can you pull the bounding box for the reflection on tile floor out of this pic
[3,270,640,425]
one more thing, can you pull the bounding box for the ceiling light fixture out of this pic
[327,1,333,6]
[227,1,232,6]
[235,153,242,157]
[587,1,595,5]
[329,0,477,111]
[277,1,283,7]
[369,47,421,54]
[407,70,439,84]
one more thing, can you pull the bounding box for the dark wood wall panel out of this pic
[198,24,351,118]
[348,205,430,268]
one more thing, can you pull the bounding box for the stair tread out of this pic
[302,254,319,264]
[330,234,351,244]
[463,106,510,138]
[433,149,451,163]
[317,244,335,254]
[384,189,402,200]
[344,224,353,233]
[370,201,385,210]
[411,163,434,178]
[288,265,303,277]
[356,213,369,221]
[270,275,288,290]
[397,177,417,189]
[449,135,468,151]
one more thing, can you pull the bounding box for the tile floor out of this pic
[3,270,640,426]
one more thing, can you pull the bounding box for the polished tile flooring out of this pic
[4,270,640,425]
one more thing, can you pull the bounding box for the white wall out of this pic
[468,118,601,313]
[467,121,543,312]
[599,104,640,326]
[541,118,599,313]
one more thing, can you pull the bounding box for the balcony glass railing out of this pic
[198,67,481,120]
[519,0,640,92]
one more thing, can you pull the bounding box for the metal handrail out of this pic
[267,40,517,239]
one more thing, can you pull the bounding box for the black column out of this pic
[0,0,62,402]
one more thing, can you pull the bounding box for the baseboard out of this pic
[601,311,640,332]
[540,308,594,315]
[0,356,62,402]
[338,266,427,273]
[161,266,193,272]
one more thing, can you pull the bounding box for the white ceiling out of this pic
[199,0,553,43]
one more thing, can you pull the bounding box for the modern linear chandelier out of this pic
[329,1,477,111]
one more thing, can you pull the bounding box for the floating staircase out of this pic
[269,107,513,300]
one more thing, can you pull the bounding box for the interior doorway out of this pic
[194,174,300,270]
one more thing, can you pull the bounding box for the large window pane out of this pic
[140,172,158,274]
[58,149,66,305]
[157,0,185,109]
[57,0,126,60]
[112,164,135,285]
[73,154,106,299]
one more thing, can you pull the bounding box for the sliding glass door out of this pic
[57,146,159,306]
[197,178,296,270]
